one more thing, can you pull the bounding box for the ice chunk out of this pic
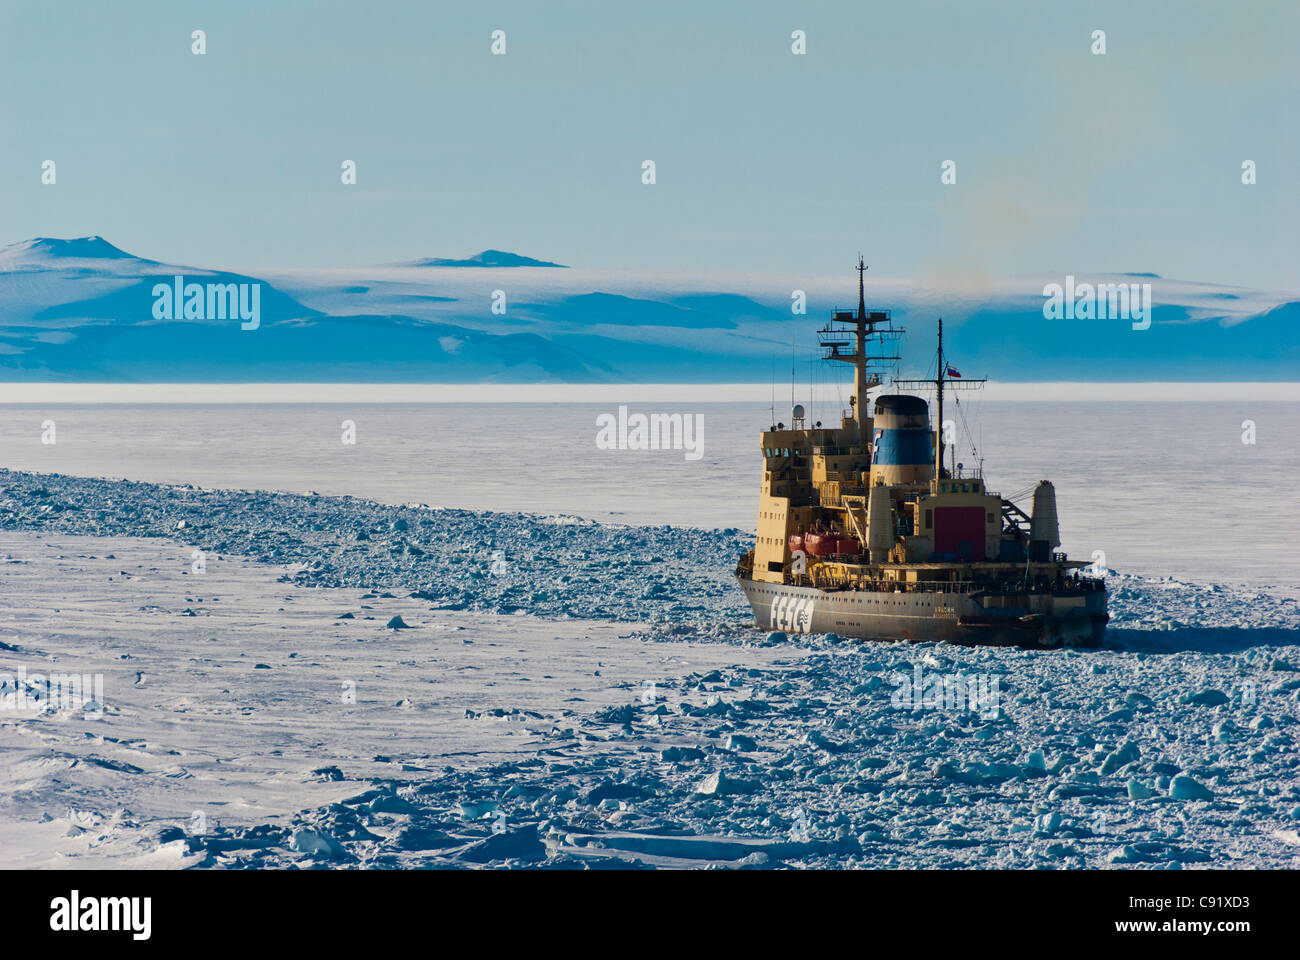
[725,734,757,752]
[696,771,758,796]
[1179,689,1229,707]
[1211,719,1237,743]
[661,746,705,762]
[1034,811,1063,836]
[292,828,347,859]
[458,825,546,863]
[1168,775,1213,801]
[1100,740,1140,775]
[1127,779,1153,801]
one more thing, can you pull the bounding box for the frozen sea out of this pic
[0,398,1295,591]
[2,393,1299,870]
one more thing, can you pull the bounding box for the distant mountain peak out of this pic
[405,250,568,268]
[7,236,140,260]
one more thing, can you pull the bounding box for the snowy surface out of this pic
[1,401,1296,587]
[0,531,795,868]
[1,471,1298,869]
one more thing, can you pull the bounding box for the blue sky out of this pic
[2,0,1296,289]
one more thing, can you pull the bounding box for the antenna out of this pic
[894,315,986,482]
[790,313,796,425]
[817,256,903,437]
[857,253,866,320]
[937,317,944,479]
[770,359,775,428]
[800,356,811,429]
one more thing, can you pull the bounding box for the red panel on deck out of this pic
[934,506,986,561]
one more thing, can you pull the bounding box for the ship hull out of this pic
[738,576,1107,648]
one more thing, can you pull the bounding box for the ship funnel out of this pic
[1029,480,1061,562]
[867,479,893,563]
[868,394,934,486]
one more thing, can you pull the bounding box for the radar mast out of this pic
[818,256,903,436]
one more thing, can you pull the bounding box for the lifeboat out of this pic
[787,533,803,553]
[803,532,834,557]
[835,538,862,556]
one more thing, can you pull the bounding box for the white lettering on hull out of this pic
[769,594,815,633]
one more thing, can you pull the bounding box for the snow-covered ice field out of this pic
[0,530,801,868]
[0,400,1296,588]
[1,469,1298,869]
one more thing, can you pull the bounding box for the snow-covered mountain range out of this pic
[0,237,1295,382]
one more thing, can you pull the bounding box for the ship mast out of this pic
[935,317,943,480]
[854,255,868,428]
[896,316,985,480]
[818,257,901,439]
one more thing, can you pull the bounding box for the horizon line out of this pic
[0,382,1298,404]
